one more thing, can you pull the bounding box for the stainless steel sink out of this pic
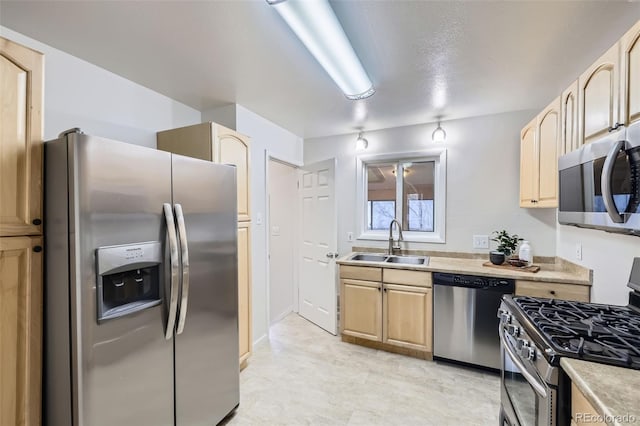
[349,253,389,262]
[385,255,429,265]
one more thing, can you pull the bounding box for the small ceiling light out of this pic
[356,132,369,150]
[266,0,375,100]
[432,121,446,143]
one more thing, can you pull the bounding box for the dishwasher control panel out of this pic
[434,272,515,291]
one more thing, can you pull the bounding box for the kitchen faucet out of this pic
[388,219,404,255]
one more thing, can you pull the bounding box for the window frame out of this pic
[356,149,447,243]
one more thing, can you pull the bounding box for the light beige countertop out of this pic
[337,249,591,285]
[560,358,640,426]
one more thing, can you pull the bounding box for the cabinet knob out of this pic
[32,218,42,225]
[608,123,624,133]
[549,290,556,296]
[33,246,42,253]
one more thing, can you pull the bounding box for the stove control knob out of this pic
[526,346,536,361]
[519,342,536,360]
[516,338,526,350]
[498,309,511,323]
[507,324,519,337]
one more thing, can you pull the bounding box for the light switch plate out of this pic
[575,243,582,260]
[473,235,489,249]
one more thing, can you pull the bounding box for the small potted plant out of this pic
[490,230,523,265]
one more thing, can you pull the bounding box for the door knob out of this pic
[325,252,339,259]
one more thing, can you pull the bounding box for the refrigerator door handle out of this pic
[175,203,190,335]
[164,203,180,340]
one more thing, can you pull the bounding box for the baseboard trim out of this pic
[341,335,433,361]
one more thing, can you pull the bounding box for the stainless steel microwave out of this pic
[558,123,640,236]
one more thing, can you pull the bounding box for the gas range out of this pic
[499,257,640,426]
[508,296,640,369]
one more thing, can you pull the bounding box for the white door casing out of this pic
[298,158,338,335]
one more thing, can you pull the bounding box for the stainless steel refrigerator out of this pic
[44,129,239,426]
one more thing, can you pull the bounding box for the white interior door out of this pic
[298,158,338,335]
[268,159,297,325]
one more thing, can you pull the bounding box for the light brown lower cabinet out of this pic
[0,236,42,426]
[571,383,605,426]
[515,280,590,302]
[383,283,432,352]
[339,266,433,356]
[340,279,382,341]
[238,222,252,369]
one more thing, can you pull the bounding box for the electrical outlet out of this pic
[473,235,489,249]
[575,243,582,260]
[347,232,354,242]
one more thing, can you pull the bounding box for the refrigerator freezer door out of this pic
[48,133,175,426]
[172,155,240,425]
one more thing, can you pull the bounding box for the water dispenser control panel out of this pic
[96,241,163,323]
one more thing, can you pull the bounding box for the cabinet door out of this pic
[382,283,432,352]
[238,223,252,366]
[340,279,382,341]
[621,20,640,127]
[0,236,42,426]
[0,37,43,237]
[215,125,251,222]
[519,118,537,207]
[536,97,560,208]
[561,81,579,154]
[579,43,620,145]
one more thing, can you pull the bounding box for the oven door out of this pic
[500,328,553,426]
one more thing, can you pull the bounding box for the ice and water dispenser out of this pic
[96,241,163,322]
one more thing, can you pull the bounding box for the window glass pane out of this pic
[367,163,397,231]
[402,161,435,232]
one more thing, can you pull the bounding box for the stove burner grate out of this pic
[513,296,640,369]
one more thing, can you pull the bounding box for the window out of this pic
[357,149,446,243]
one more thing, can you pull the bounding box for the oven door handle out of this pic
[601,140,626,223]
[499,327,548,399]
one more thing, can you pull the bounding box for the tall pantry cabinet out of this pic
[157,122,253,369]
[0,37,44,426]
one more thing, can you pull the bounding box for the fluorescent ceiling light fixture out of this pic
[267,0,375,100]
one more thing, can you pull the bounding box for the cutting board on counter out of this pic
[482,262,540,273]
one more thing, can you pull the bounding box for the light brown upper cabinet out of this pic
[520,97,560,208]
[621,20,640,127]
[519,117,537,207]
[560,80,579,155]
[0,37,43,237]
[578,43,620,145]
[157,122,251,222]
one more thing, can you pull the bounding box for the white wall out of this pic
[304,110,557,257]
[557,225,640,305]
[203,104,304,345]
[1,26,201,146]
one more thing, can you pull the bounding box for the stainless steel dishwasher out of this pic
[433,272,515,370]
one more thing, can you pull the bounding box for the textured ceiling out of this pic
[1,1,640,138]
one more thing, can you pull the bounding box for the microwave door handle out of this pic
[601,140,626,223]
[499,327,548,398]
[174,204,190,335]
[163,203,180,340]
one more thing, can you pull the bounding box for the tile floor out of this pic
[223,314,501,425]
